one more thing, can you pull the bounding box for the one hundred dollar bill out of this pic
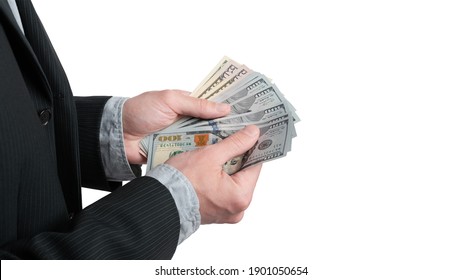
[178,82,285,129]
[188,102,291,128]
[171,72,272,130]
[145,117,293,174]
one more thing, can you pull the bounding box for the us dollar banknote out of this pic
[139,56,299,174]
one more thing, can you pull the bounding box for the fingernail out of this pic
[217,103,230,113]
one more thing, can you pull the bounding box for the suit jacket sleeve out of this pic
[74,96,141,191]
[1,176,180,259]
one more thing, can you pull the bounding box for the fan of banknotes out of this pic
[139,56,299,174]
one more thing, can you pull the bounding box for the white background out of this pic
[3,0,462,279]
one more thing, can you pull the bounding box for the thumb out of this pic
[173,94,231,119]
[209,125,260,164]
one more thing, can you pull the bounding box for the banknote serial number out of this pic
[248,266,309,276]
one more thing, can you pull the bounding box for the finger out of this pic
[170,93,230,119]
[226,164,262,218]
[231,164,262,205]
[233,163,263,188]
[209,125,260,164]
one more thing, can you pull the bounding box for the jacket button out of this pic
[38,108,52,126]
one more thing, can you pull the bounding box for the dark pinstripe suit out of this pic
[0,0,180,259]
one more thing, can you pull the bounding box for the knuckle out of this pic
[197,98,211,115]
[160,90,176,103]
[228,213,245,224]
[226,195,251,215]
[228,133,247,151]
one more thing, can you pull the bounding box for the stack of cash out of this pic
[140,57,299,174]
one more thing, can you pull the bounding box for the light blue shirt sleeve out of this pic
[99,97,136,181]
[99,97,200,244]
[146,164,201,244]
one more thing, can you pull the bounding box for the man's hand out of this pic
[123,90,230,164]
[165,125,262,224]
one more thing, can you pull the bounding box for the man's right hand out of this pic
[165,125,262,224]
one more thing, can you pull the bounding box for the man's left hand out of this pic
[122,90,231,164]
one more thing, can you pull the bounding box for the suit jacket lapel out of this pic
[0,0,53,102]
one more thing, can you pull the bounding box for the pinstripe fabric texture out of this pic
[16,0,83,213]
[0,0,180,259]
